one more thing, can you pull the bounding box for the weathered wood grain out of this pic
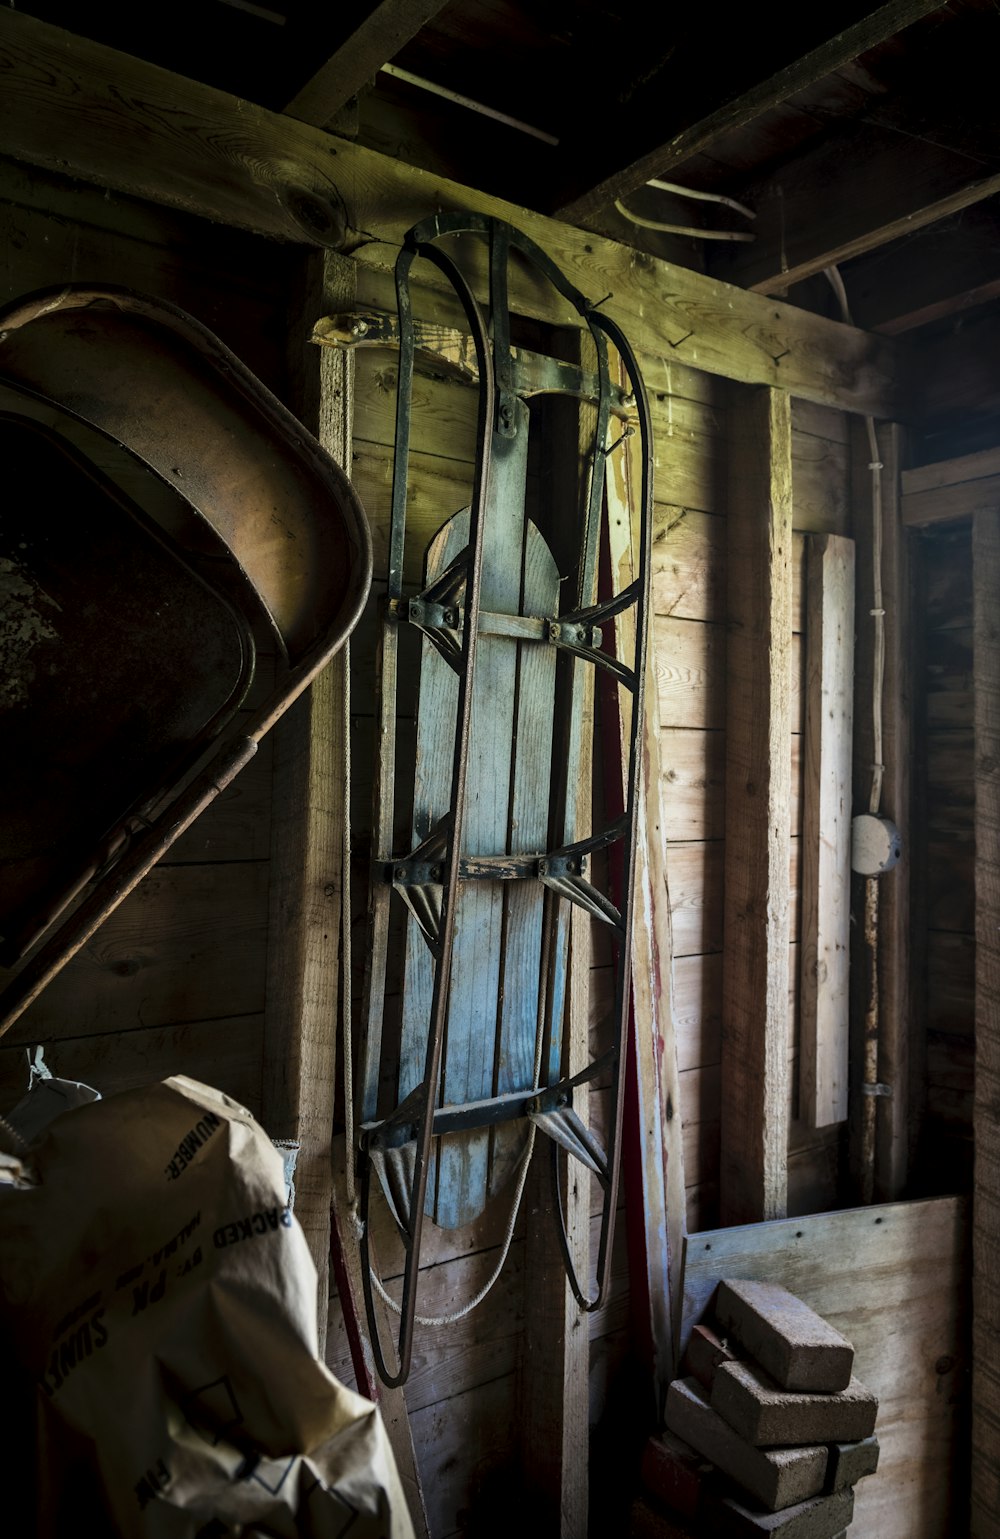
[660,730,802,843]
[351,443,477,587]
[654,618,803,733]
[651,508,726,625]
[721,387,793,1224]
[903,472,1000,528]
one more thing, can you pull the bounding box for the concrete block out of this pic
[715,1280,854,1392]
[712,1359,878,1447]
[628,1497,697,1537]
[664,1377,828,1513]
[826,1433,880,1490]
[682,1320,737,1391]
[640,1429,713,1518]
[701,1485,854,1538]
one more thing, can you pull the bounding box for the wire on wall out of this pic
[614,179,756,242]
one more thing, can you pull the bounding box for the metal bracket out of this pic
[314,308,634,417]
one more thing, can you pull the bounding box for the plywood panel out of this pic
[681,1198,971,1539]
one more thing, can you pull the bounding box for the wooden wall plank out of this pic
[408,1374,518,1538]
[651,508,726,625]
[681,1198,971,1539]
[0,155,293,391]
[972,507,1000,1537]
[902,446,1000,528]
[903,473,1000,528]
[653,617,727,730]
[0,1014,264,1116]
[167,737,274,863]
[7,863,268,1040]
[791,427,850,535]
[800,534,855,1127]
[720,386,793,1225]
[0,11,908,418]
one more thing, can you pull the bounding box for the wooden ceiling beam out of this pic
[824,204,1000,336]
[551,0,945,227]
[709,120,1000,296]
[0,9,908,419]
[282,0,447,128]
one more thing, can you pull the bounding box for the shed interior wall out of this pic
[0,133,978,1537]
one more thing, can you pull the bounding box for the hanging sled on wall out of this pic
[352,213,653,1386]
[0,285,371,1033]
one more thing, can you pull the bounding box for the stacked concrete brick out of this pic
[634,1282,879,1538]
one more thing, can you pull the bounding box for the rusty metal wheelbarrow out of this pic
[0,284,371,1035]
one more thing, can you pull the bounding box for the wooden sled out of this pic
[354,214,653,1385]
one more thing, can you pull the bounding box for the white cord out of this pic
[370,1126,536,1327]
[614,199,754,241]
[645,179,756,221]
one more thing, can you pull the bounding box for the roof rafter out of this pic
[551,0,945,227]
[282,0,447,128]
[709,118,1000,295]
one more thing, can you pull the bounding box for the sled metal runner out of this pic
[355,213,653,1386]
